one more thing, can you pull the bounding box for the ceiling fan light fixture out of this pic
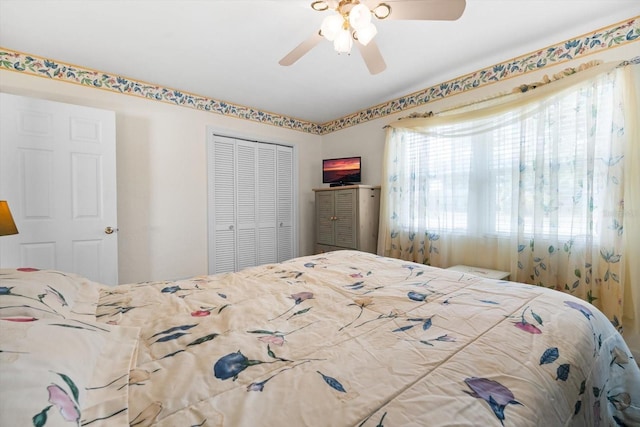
[284,0,467,74]
[354,22,377,45]
[372,3,391,19]
[348,3,372,30]
[320,13,344,41]
[333,28,353,54]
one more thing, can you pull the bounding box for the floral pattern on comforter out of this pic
[96,250,640,426]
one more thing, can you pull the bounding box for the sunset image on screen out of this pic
[323,157,361,183]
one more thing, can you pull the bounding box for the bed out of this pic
[1,250,639,426]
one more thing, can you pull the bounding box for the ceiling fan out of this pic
[279,0,466,75]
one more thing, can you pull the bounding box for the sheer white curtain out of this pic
[379,61,639,331]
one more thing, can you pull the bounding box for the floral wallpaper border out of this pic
[321,16,640,134]
[0,49,322,135]
[0,17,638,136]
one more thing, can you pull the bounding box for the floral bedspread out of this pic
[89,250,639,426]
[2,250,638,426]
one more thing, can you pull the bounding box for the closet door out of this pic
[235,140,257,270]
[208,133,295,273]
[257,144,277,265]
[209,136,236,273]
[277,145,294,262]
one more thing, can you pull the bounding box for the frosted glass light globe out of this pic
[321,13,344,41]
[349,3,372,30]
[333,28,353,53]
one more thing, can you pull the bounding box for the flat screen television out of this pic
[322,156,361,186]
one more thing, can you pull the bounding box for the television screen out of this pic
[323,156,361,184]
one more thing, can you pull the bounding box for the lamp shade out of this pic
[0,201,19,236]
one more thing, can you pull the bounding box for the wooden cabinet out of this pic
[313,185,380,254]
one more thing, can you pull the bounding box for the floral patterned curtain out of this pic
[379,61,639,332]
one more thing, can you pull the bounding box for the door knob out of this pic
[104,226,117,234]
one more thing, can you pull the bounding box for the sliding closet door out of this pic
[207,133,295,274]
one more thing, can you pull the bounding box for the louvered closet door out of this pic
[276,145,293,262]
[257,144,277,265]
[235,141,258,270]
[209,136,236,273]
[208,133,295,273]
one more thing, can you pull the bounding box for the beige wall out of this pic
[0,70,322,284]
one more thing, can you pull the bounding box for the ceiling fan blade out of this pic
[279,31,324,66]
[357,40,387,75]
[378,0,466,21]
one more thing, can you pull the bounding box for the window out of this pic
[381,62,635,328]
[398,79,616,240]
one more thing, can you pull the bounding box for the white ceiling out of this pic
[1,1,638,124]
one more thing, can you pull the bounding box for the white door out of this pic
[0,93,118,285]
